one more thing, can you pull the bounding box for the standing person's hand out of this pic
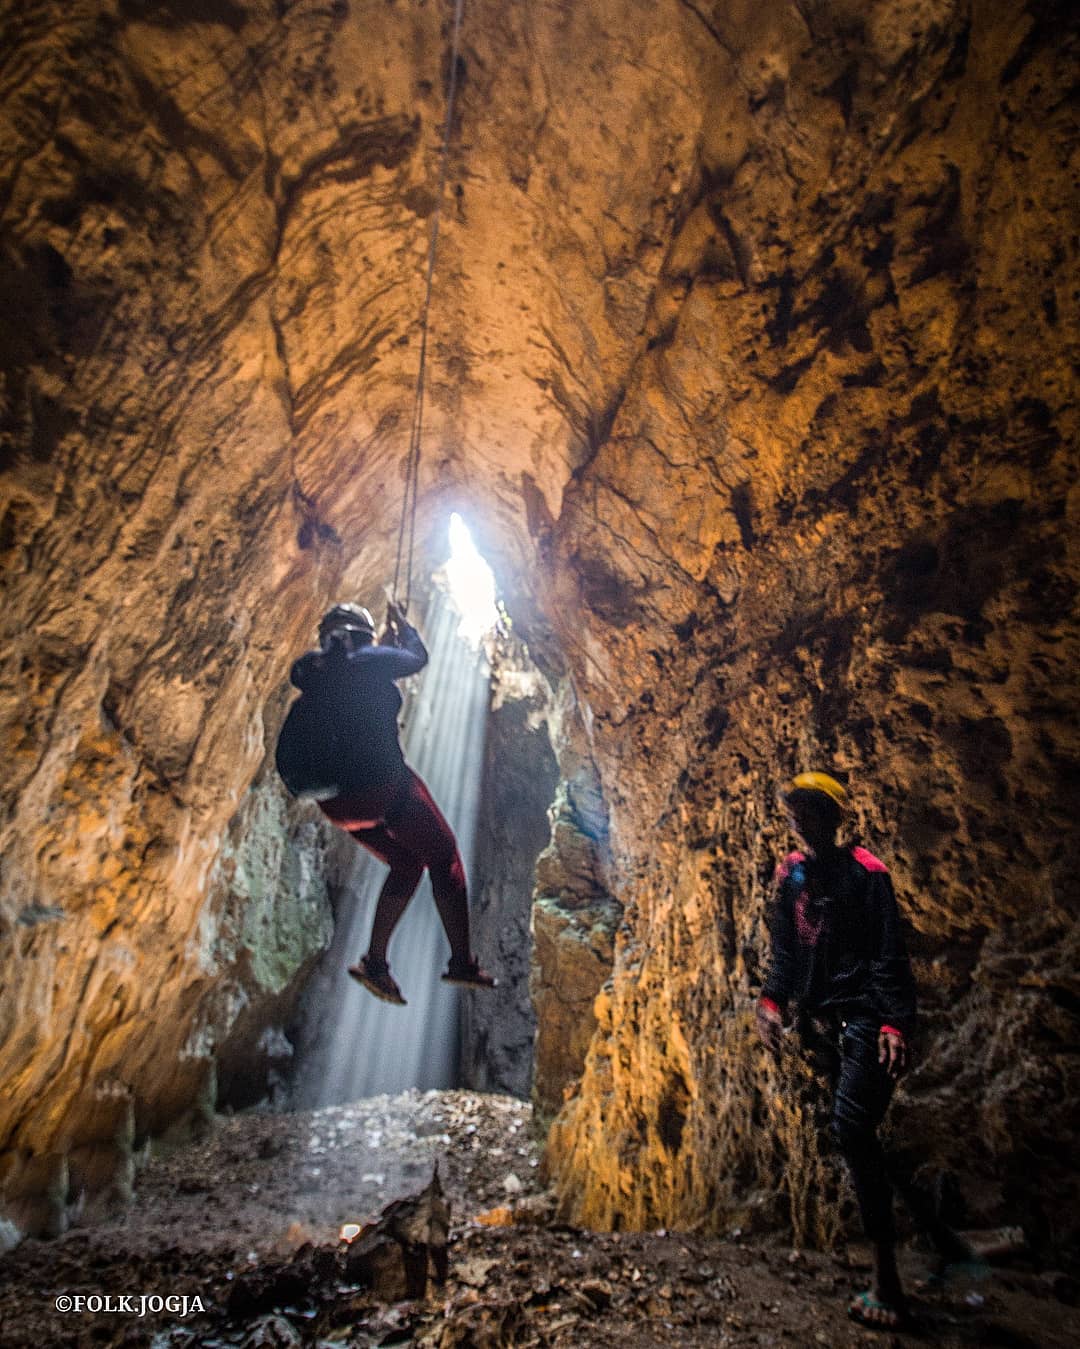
[878,1027,908,1079]
[756,998,784,1056]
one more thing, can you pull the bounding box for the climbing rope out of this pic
[392,0,466,615]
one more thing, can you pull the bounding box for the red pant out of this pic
[319,769,469,962]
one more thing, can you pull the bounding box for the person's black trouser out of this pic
[803,1017,964,1256]
[832,1020,897,1244]
[803,1017,896,1245]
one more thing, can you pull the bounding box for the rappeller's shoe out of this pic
[348,954,407,1005]
[441,955,497,989]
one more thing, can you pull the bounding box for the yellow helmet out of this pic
[787,771,847,809]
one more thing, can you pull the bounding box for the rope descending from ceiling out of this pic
[392,0,466,616]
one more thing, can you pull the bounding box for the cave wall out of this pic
[459,652,621,1122]
[458,653,558,1100]
[538,0,1080,1251]
[1,0,724,1231]
[529,680,622,1128]
[1,0,1077,1249]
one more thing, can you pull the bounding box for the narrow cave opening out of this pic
[443,511,499,646]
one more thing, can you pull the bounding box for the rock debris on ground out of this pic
[0,1091,1075,1348]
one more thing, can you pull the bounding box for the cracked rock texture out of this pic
[1,0,1077,1255]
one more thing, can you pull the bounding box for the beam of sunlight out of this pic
[445,512,498,645]
[294,586,490,1105]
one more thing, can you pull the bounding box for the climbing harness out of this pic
[391,0,466,616]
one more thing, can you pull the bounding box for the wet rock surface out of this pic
[1,1091,1076,1348]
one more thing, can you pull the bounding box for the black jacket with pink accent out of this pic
[761,845,917,1038]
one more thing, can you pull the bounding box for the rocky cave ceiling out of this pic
[1,0,1078,1248]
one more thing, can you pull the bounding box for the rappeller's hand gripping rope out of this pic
[391,0,466,621]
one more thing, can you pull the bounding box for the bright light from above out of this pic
[445,513,498,645]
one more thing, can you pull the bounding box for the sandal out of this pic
[348,954,406,1005]
[848,1290,907,1331]
[441,955,497,989]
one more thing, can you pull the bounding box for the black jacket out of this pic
[761,845,917,1038]
[275,623,427,798]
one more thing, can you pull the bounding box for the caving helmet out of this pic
[318,602,376,648]
[783,770,847,830]
[785,771,847,809]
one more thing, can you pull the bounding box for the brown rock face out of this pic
[541,2,1080,1249]
[529,682,621,1127]
[1,0,1077,1251]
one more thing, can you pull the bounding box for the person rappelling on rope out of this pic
[273,0,484,1004]
[276,599,496,1005]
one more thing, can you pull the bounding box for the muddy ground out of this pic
[0,1090,1076,1347]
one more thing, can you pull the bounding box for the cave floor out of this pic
[0,1089,1075,1348]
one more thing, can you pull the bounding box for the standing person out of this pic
[756,770,920,1330]
[276,599,495,1005]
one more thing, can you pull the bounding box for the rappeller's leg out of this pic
[352,823,424,959]
[384,770,495,988]
[832,1021,907,1331]
[319,789,419,1005]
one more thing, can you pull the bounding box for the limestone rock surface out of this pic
[0,0,1077,1253]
